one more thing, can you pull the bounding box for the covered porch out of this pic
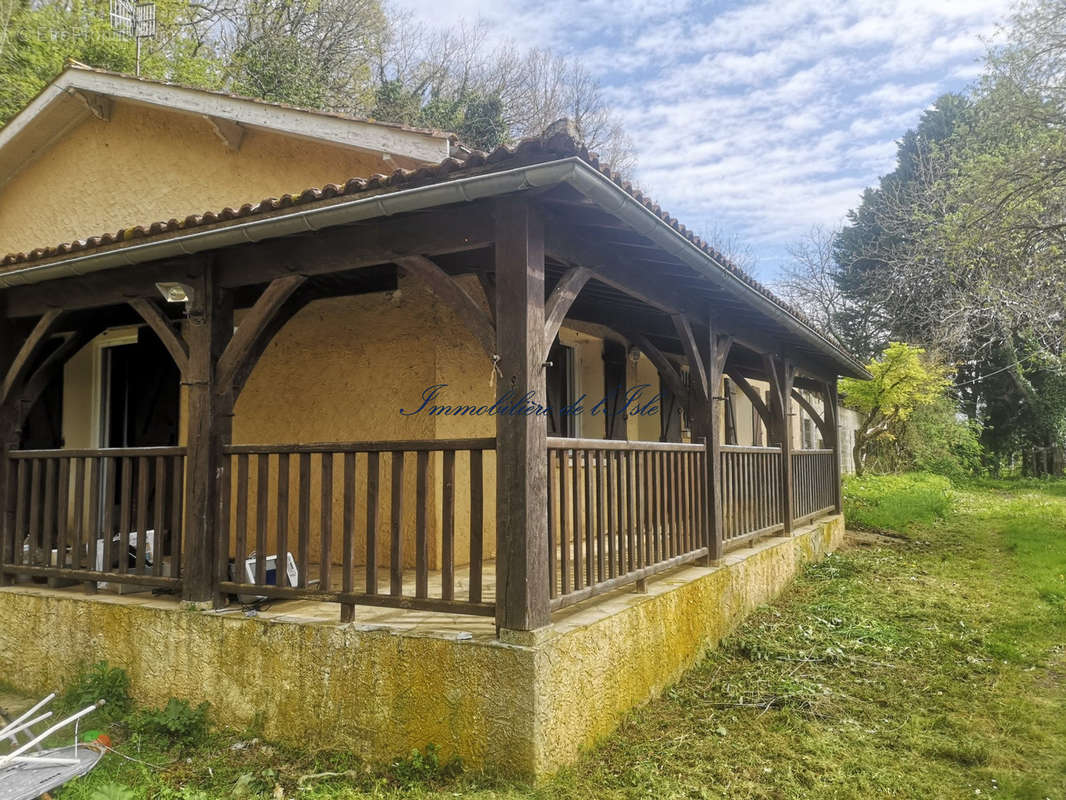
[0,132,864,636]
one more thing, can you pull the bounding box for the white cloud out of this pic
[391,0,1012,278]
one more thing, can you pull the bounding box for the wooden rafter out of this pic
[543,266,591,356]
[394,255,496,358]
[204,115,245,151]
[216,275,307,398]
[128,298,190,376]
[0,310,65,405]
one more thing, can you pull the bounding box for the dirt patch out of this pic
[842,529,908,550]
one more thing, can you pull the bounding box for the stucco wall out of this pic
[0,99,408,257]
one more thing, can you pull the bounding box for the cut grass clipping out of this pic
[47,474,1066,799]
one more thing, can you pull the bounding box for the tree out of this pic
[840,343,953,476]
[222,0,387,112]
[776,226,855,354]
[0,0,229,121]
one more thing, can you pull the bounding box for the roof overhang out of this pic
[0,66,451,187]
[0,157,870,379]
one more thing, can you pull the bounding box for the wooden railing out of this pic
[720,445,785,549]
[791,449,836,522]
[546,437,708,610]
[218,438,496,618]
[1,447,186,590]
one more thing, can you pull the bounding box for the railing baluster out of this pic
[235,453,249,581]
[390,451,405,597]
[41,459,56,569]
[469,449,484,603]
[135,458,149,573]
[365,451,379,595]
[28,460,41,566]
[297,452,310,588]
[86,458,100,591]
[341,452,356,622]
[275,454,289,587]
[547,449,557,599]
[255,454,269,586]
[415,450,429,599]
[442,449,455,602]
[153,456,165,579]
[319,452,333,592]
[171,455,182,579]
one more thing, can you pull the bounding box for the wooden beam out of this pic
[4,207,494,318]
[128,298,190,376]
[494,198,549,632]
[633,334,686,400]
[69,89,111,121]
[546,225,689,316]
[204,115,245,151]
[0,310,17,585]
[394,255,496,358]
[672,314,708,400]
[791,388,829,443]
[182,262,234,604]
[16,323,108,429]
[216,206,495,288]
[0,310,64,405]
[819,381,843,512]
[543,266,591,356]
[215,275,306,400]
[231,291,315,399]
[764,355,796,533]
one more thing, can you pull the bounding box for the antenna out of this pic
[109,0,156,76]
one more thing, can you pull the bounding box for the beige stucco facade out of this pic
[0,99,418,257]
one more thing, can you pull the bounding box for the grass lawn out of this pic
[43,475,1066,799]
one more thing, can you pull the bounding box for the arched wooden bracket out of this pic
[543,266,591,357]
[230,289,316,399]
[791,388,830,442]
[129,298,190,376]
[727,369,772,430]
[215,274,307,399]
[394,255,496,358]
[1,309,65,406]
[818,381,840,448]
[632,334,687,400]
[15,323,110,428]
[763,355,796,445]
[673,315,708,400]
[710,333,734,389]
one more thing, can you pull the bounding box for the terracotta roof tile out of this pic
[0,127,828,344]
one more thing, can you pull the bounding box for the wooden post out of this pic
[0,309,17,586]
[182,262,233,604]
[820,381,843,513]
[765,356,795,534]
[494,199,550,633]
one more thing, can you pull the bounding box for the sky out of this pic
[394,0,1014,280]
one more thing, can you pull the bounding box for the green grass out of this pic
[45,475,1066,799]
[842,471,955,534]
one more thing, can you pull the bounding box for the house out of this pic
[0,65,868,777]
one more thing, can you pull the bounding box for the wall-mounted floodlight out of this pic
[155,282,192,303]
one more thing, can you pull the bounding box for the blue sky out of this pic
[395,0,1012,280]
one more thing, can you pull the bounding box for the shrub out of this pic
[388,744,461,786]
[59,661,131,721]
[131,698,210,749]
